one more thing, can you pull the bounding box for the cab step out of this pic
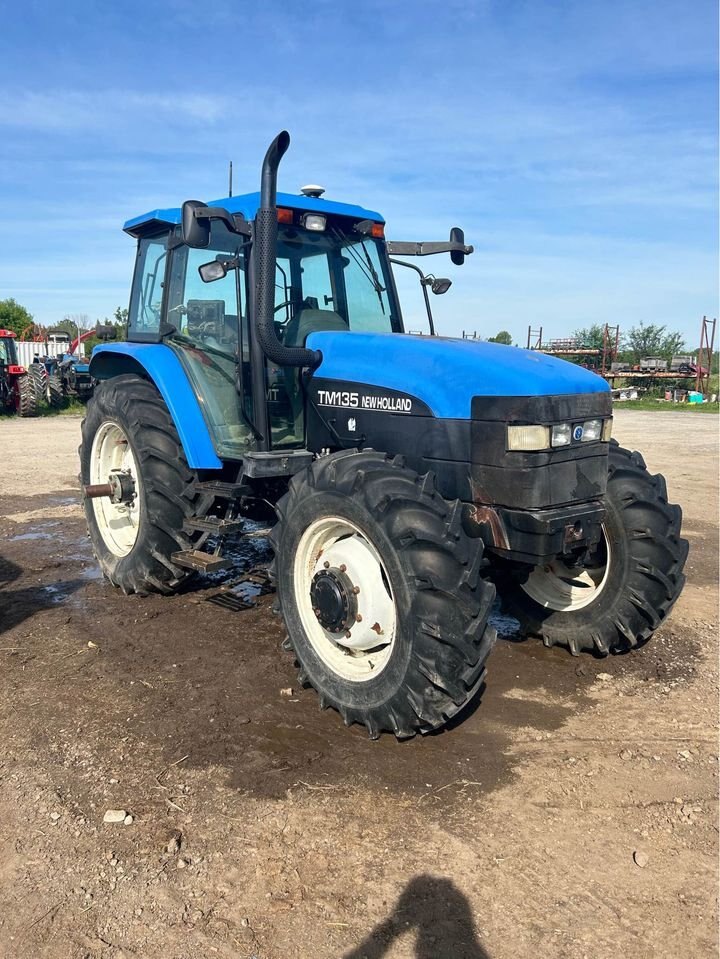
[184,516,245,534]
[193,480,246,498]
[171,549,232,572]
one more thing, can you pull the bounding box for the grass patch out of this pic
[614,398,719,413]
[0,397,87,420]
[39,397,87,416]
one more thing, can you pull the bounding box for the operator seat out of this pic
[283,308,347,347]
[282,309,348,430]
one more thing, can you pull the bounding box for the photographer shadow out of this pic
[343,874,489,959]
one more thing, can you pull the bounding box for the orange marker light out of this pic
[277,207,293,224]
[371,223,385,238]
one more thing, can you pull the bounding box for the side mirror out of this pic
[450,227,466,266]
[199,255,239,283]
[199,260,227,283]
[431,278,452,295]
[182,200,211,249]
[95,324,117,341]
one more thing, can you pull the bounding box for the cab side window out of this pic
[127,235,168,341]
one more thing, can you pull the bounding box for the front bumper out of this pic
[464,499,605,564]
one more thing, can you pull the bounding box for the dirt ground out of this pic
[0,411,717,959]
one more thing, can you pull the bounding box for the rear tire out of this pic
[28,364,47,404]
[47,371,64,408]
[270,450,497,739]
[14,374,37,416]
[495,441,688,655]
[80,374,208,595]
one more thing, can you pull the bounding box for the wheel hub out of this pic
[310,567,358,634]
[89,421,142,558]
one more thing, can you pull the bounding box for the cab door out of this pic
[164,225,254,459]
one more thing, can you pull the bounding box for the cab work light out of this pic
[302,213,326,232]
[507,425,550,451]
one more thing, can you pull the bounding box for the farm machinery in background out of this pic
[0,328,36,415]
[610,355,709,375]
[20,324,116,406]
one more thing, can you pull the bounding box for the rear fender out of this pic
[89,343,222,469]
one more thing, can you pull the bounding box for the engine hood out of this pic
[307,331,610,420]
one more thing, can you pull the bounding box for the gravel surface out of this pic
[0,410,717,959]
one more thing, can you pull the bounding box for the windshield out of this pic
[274,223,400,340]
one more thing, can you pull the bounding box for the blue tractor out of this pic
[80,132,687,739]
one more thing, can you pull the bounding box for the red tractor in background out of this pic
[0,329,37,416]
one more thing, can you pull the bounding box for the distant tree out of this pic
[54,313,92,336]
[625,322,685,363]
[114,306,129,325]
[0,298,34,337]
[488,330,513,345]
[573,324,609,351]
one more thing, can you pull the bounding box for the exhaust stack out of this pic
[254,131,321,370]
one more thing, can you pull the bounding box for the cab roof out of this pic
[123,191,385,238]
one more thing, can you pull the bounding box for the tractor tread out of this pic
[80,374,213,595]
[271,449,496,739]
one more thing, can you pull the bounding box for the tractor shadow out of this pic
[343,875,489,959]
[0,554,85,636]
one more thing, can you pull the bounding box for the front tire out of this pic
[270,450,497,739]
[496,441,688,655]
[80,374,207,595]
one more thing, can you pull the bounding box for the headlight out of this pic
[551,423,572,447]
[507,417,611,451]
[507,425,550,451]
[581,418,602,442]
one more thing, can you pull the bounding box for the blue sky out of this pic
[0,0,717,346]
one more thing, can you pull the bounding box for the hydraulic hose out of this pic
[254,131,321,369]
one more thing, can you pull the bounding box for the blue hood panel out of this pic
[307,331,610,420]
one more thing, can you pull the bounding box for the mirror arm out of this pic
[194,207,251,236]
[386,240,473,257]
[389,257,436,336]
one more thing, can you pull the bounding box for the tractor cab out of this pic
[0,329,36,416]
[0,329,19,367]
[114,190,457,459]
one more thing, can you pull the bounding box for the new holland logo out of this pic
[573,425,584,442]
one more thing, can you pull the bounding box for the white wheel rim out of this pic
[521,526,611,612]
[293,516,397,682]
[89,421,141,557]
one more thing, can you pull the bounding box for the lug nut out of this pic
[345,630,352,639]
[323,561,330,569]
[356,614,363,622]
[352,586,360,594]
[339,564,347,573]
